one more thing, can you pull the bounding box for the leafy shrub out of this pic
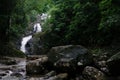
[42,0,120,48]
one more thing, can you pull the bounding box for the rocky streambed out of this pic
[25,45,120,80]
[0,45,120,80]
[0,57,26,80]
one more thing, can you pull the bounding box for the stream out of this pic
[0,57,26,80]
[0,23,42,80]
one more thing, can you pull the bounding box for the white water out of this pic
[41,13,51,21]
[33,23,42,32]
[20,35,32,53]
[41,13,48,20]
[20,23,42,53]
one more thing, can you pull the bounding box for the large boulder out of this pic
[107,52,120,76]
[26,32,46,55]
[26,55,48,74]
[47,45,93,73]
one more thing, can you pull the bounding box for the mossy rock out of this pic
[48,45,93,64]
[47,45,93,73]
[2,43,25,58]
[27,32,48,55]
[9,48,25,58]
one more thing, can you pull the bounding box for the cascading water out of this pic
[33,23,42,33]
[20,23,42,53]
[20,35,32,53]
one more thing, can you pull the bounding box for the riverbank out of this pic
[0,44,120,80]
[0,57,26,80]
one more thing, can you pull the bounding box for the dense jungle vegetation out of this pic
[0,0,120,56]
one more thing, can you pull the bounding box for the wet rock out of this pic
[0,66,12,71]
[48,45,93,73]
[26,38,33,55]
[5,60,17,65]
[0,70,12,79]
[82,66,105,80]
[0,72,7,77]
[95,61,109,73]
[54,58,77,74]
[0,57,26,80]
[44,71,56,79]
[26,55,48,74]
[56,73,68,79]
[33,71,56,80]
[11,72,23,77]
[97,61,106,67]
[1,76,21,80]
[27,55,47,61]
[45,73,68,80]
[0,57,17,65]
[27,72,68,80]
[92,52,109,75]
[107,52,120,76]
[93,52,108,65]
[5,70,13,74]
[26,32,45,55]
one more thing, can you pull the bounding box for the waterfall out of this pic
[20,23,42,53]
[33,23,42,33]
[41,13,48,20]
[20,35,32,53]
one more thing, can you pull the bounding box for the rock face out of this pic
[107,52,120,76]
[26,38,33,55]
[26,32,45,55]
[47,45,93,73]
[82,66,105,80]
[26,55,48,74]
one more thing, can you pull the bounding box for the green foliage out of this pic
[24,0,50,13]
[66,1,100,45]
[90,48,104,56]
[43,0,100,47]
[9,0,27,40]
[42,0,120,48]
[24,0,53,22]
[98,0,120,43]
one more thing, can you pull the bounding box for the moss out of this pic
[90,48,104,56]
[0,42,26,58]
[9,48,26,58]
[30,32,49,55]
